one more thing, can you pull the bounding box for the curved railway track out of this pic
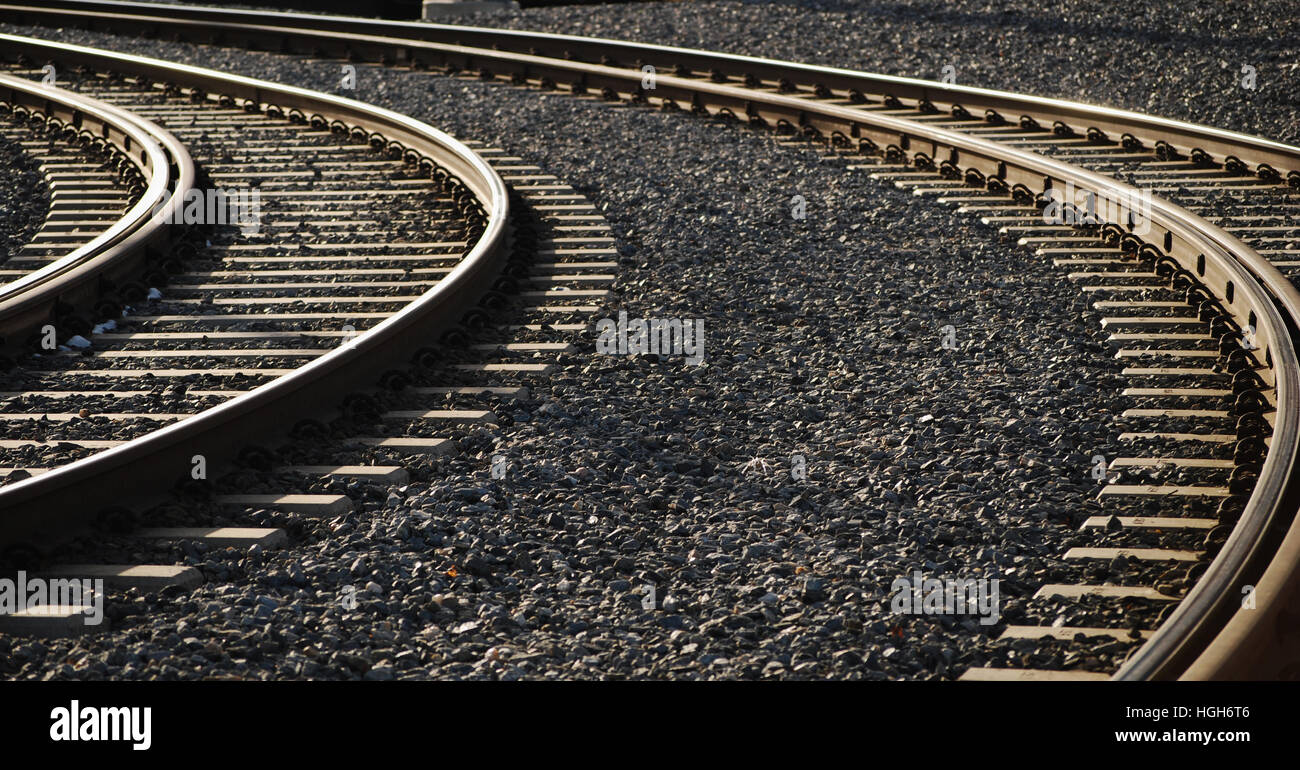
[0,1,1297,682]
[0,66,192,348]
[0,34,527,630]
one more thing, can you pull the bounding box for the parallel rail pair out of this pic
[0,33,509,572]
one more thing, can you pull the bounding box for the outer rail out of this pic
[2,5,1299,679]
[0,34,510,551]
[0,70,193,348]
[5,0,1300,183]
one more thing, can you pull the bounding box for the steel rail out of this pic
[6,3,1297,321]
[3,1,1299,184]
[2,6,1299,679]
[0,33,510,552]
[1181,482,1300,680]
[0,70,192,347]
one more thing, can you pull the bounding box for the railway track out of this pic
[0,34,540,632]
[0,1,1297,682]
[0,64,192,351]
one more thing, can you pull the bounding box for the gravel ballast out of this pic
[0,1,1287,680]
[0,127,49,261]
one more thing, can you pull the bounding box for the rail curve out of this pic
[0,2,1297,681]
